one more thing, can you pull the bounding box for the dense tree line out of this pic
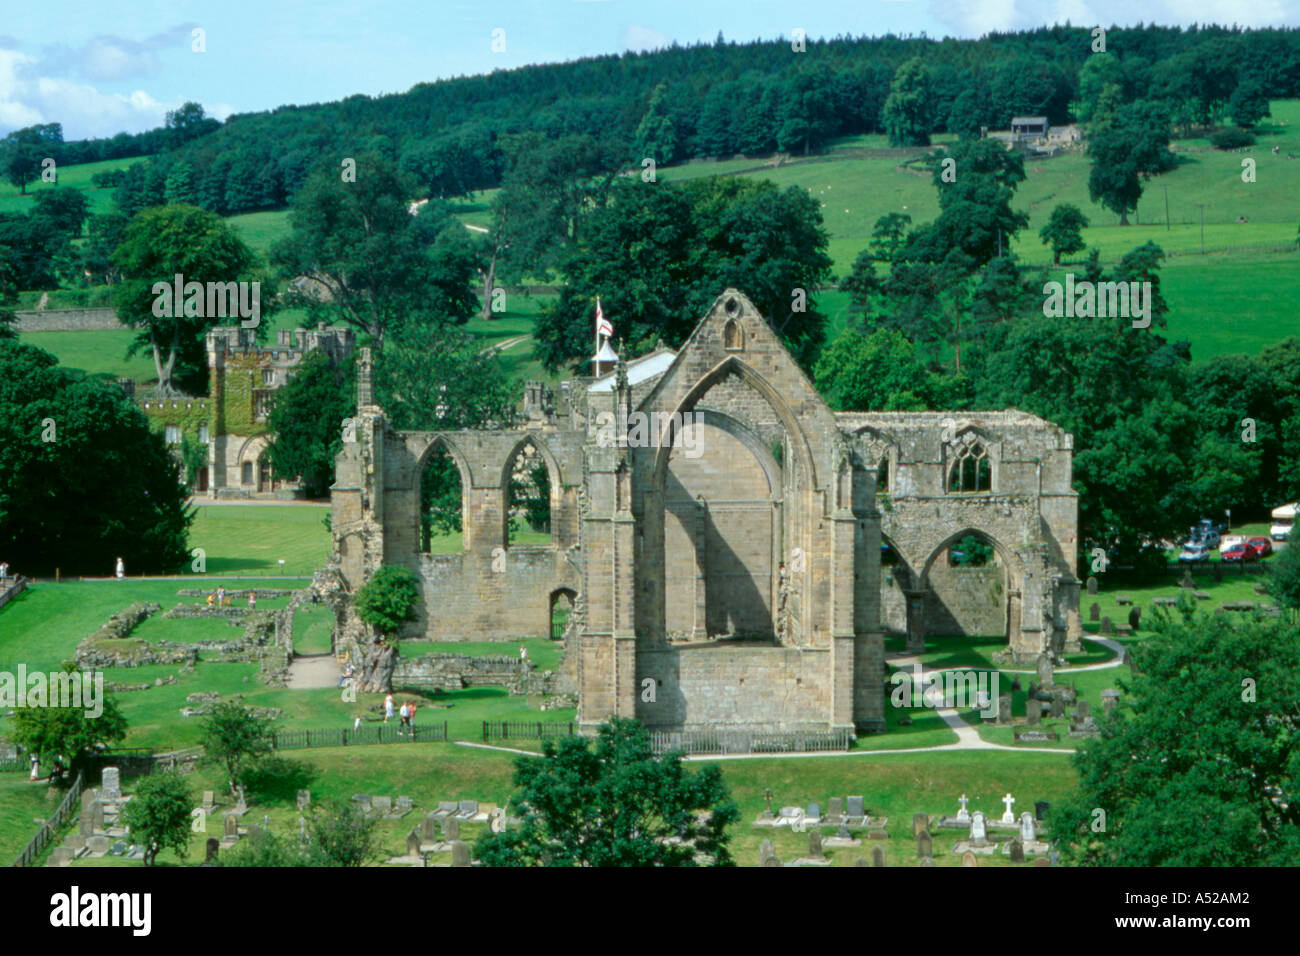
[92,25,1300,216]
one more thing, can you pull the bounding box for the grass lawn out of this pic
[0,157,146,217]
[19,328,158,386]
[38,742,1078,867]
[188,504,330,576]
[0,773,62,865]
[292,603,334,655]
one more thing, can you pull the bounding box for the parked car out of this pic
[1221,542,1258,562]
[1219,535,1246,552]
[1247,537,1274,558]
[1179,543,1209,563]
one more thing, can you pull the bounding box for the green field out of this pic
[188,504,331,576]
[0,156,147,216]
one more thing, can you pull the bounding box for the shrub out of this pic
[1209,128,1256,150]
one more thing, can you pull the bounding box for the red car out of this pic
[1221,543,1258,562]
[1247,537,1274,558]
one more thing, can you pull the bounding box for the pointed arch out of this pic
[501,432,563,548]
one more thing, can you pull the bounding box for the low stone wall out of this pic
[394,653,529,692]
[0,576,28,612]
[176,588,295,599]
[14,308,119,332]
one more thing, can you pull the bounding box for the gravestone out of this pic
[1019,812,1036,844]
[489,807,506,834]
[758,839,776,865]
[81,789,97,812]
[202,790,216,810]
[65,835,86,852]
[1128,607,1141,630]
[1101,688,1120,716]
[809,830,825,860]
[1036,654,1054,689]
[79,808,94,837]
[396,796,414,813]
[827,797,844,824]
[86,836,110,856]
[759,789,774,820]
[1088,602,1100,621]
[296,790,310,811]
[961,851,978,867]
[955,794,970,824]
[91,801,104,833]
[846,796,865,819]
[807,802,821,821]
[1181,568,1195,589]
[204,838,219,865]
[406,829,421,858]
[233,787,247,815]
[855,858,869,867]
[1049,695,1066,719]
[916,830,932,858]
[450,840,471,867]
[49,847,73,866]
[970,811,988,847]
[836,823,852,841]
[1026,699,1042,726]
[912,813,929,837]
[1100,616,1113,636]
[1008,838,1025,863]
[372,796,392,815]
[422,813,439,842]
[101,767,122,802]
[1087,576,1098,595]
[224,813,238,838]
[996,693,1012,725]
[442,818,460,841]
[872,846,886,867]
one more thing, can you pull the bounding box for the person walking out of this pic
[384,693,395,723]
[407,700,416,738]
[0,561,9,580]
[247,592,257,610]
[399,701,411,736]
[115,557,125,579]
[520,644,529,663]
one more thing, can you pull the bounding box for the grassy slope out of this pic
[0,156,146,216]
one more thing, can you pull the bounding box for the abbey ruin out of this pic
[327,290,1082,736]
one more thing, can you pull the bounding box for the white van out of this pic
[1271,503,1297,541]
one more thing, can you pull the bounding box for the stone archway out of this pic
[916,527,1021,653]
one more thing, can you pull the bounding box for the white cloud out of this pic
[1161,0,1290,28]
[622,24,673,53]
[928,0,1024,37]
[0,45,177,137]
[1053,0,1095,27]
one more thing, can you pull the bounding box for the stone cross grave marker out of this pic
[1001,794,1016,824]
[956,794,970,823]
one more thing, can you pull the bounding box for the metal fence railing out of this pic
[11,772,84,868]
[271,723,448,750]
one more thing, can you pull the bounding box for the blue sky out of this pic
[2,0,1297,139]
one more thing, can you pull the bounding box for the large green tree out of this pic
[1052,612,1300,865]
[1087,101,1177,226]
[9,688,127,781]
[200,702,276,794]
[0,123,62,194]
[112,203,267,395]
[0,340,191,575]
[123,772,193,866]
[272,155,473,347]
[266,351,357,498]
[475,718,739,867]
[882,58,934,147]
[1039,204,1090,264]
[534,176,832,371]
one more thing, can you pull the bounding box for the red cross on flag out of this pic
[595,297,613,339]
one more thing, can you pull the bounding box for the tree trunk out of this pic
[478,251,497,321]
[355,640,397,693]
[1120,209,1130,226]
